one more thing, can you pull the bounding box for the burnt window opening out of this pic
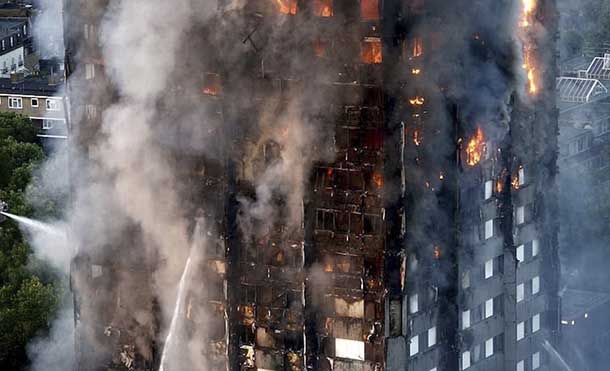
[361,0,379,20]
[202,73,221,96]
[350,213,364,235]
[361,38,382,64]
[264,140,282,165]
[363,214,381,234]
[313,38,329,58]
[313,0,333,17]
[403,37,424,59]
[276,0,297,14]
[316,209,336,231]
[237,325,255,344]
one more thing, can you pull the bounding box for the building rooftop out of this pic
[561,288,610,321]
[0,18,26,39]
[579,55,610,81]
[0,76,61,96]
[557,77,607,103]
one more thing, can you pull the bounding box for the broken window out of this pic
[361,38,382,64]
[316,209,336,231]
[350,213,363,235]
[361,0,379,20]
[363,214,380,234]
[313,0,332,17]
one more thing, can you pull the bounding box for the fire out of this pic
[372,172,383,188]
[409,96,425,105]
[433,246,440,260]
[412,38,423,57]
[519,0,539,95]
[413,129,421,146]
[275,0,297,15]
[466,128,485,166]
[361,38,382,64]
[313,0,333,17]
[202,73,221,96]
[313,38,327,57]
[411,68,421,75]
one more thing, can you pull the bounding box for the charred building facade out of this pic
[63,1,559,371]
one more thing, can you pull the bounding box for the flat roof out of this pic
[0,77,61,97]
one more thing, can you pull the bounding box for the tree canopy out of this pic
[0,113,61,370]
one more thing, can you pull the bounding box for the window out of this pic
[31,98,38,108]
[409,335,419,356]
[429,369,437,371]
[462,310,471,329]
[485,337,494,358]
[335,338,365,360]
[312,0,332,16]
[1,40,4,49]
[85,63,95,80]
[428,327,437,347]
[462,270,470,289]
[8,96,22,109]
[519,167,525,185]
[46,99,60,111]
[485,220,494,239]
[532,239,540,257]
[409,294,418,314]
[361,38,382,64]
[42,120,54,130]
[532,313,540,333]
[462,351,471,370]
[532,352,540,369]
[516,206,525,225]
[517,283,525,303]
[10,36,13,47]
[519,166,525,186]
[485,298,494,318]
[517,360,525,371]
[517,322,525,340]
[532,276,540,295]
[516,245,525,263]
[485,180,493,200]
[361,0,379,20]
[86,104,97,119]
[485,259,494,279]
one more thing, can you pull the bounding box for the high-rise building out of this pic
[63,1,559,370]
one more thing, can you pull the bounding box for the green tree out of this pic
[0,113,60,370]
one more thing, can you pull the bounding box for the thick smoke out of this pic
[31,0,65,59]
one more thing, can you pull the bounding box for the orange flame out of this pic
[466,128,485,166]
[434,246,441,259]
[520,0,539,95]
[361,39,382,64]
[413,129,421,146]
[275,0,297,15]
[313,0,333,17]
[409,96,425,105]
[413,38,423,57]
[411,68,421,75]
[373,172,383,188]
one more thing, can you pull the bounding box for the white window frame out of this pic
[517,322,525,341]
[517,360,525,371]
[533,313,540,333]
[532,276,540,295]
[462,310,471,329]
[31,97,38,108]
[485,180,493,200]
[8,96,22,109]
[335,338,365,360]
[485,337,494,358]
[485,298,494,319]
[517,283,525,303]
[485,219,494,239]
[516,206,525,225]
[532,239,540,257]
[410,335,419,357]
[517,245,525,263]
[85,63,95,80]
[46,99,60,111]
[485,259,494,279]
[428,326,437,347]
[532,352,540,369]
[42,120,54,130]
[462,351,471,370]
[409,293,419,314]
[519,166,525,186]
